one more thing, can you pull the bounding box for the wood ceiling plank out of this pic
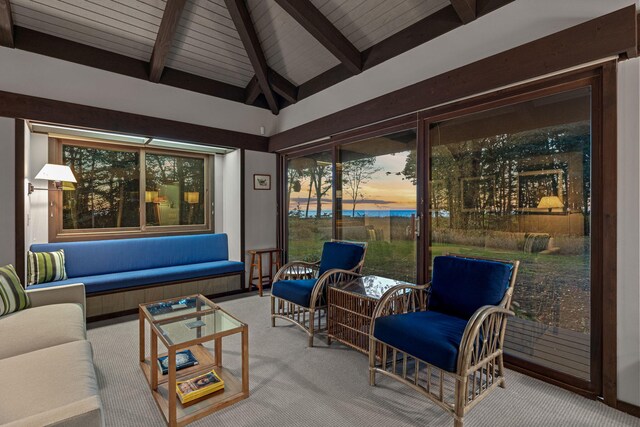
[149,0,188,82]
[274,0,362,74]
[450,0,477,24]
[0,0,14,47]
[224,0,279,114]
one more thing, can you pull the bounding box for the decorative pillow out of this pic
[27,250,68,286]
[0,264,30,316]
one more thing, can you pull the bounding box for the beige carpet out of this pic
[87,293,640,427]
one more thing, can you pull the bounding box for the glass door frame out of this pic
[416,64,617,400]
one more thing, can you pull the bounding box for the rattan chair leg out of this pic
[308,308,315,347]
[454,377,466,427]
[270,296,276,327]
[369,337,376,386]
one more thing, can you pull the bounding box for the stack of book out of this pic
[157,350,198,375]
[176,370,225,404]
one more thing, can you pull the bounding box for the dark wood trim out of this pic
[240,149,246,289]
[277,154,288,261]
[244,76,261,105]
[617,400,640,418]
[270,5,636,151]
[601,60,618,406]
[268,69,298,104]
[274,0,361,75]
[14,119,25,284]
[450,0,476,24]
[0,90,268,152]
[149,0,188,82]
[12,26,251,107]
[295,0,514,103]
[0,0,13,48]
[224,0,279,114]
[329,114,418,146]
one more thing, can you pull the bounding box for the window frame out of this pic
[49,137,214,242]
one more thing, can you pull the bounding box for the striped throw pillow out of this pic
[27,250,68,286]
[0,264,30,316]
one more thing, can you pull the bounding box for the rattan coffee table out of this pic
[139,294,249,427]
[327,275,412,356]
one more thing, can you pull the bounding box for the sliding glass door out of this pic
[337,130,417,282]
[425,85,598,388]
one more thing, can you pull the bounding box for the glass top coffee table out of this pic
[327,275,413,357]
[139,294,248,427]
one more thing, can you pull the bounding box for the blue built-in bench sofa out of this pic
[29,233,244,319]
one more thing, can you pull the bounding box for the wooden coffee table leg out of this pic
[151,330,158,391]
[168,348,177,427]
[215,337,222,367]
[242,326,249,395]
[139,309,145,363]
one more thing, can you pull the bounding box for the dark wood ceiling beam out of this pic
[270,5,637,151]
[149,0,188,82]
[0,0,14,48]
[274,0,361,74]
[268,69,297,104]
[291,0,514,104]
[450,0,477,24]
[12,26,256,106]
[244,76,261,104]
[224,0,279,114]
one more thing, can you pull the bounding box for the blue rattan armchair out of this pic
[271,240,368,346]
[369,254,519,427]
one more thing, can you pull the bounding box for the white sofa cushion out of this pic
[0,303,85,360]
[0,340,102,426]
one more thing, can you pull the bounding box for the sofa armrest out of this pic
[27,283,86,314]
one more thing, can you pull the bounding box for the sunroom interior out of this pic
[0,0,639,426]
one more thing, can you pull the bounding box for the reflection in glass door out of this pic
[337,129,417,282]
[427,87,595,384]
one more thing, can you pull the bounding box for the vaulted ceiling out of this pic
[0,0,514,115]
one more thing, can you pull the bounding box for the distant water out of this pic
[289,209,417,218]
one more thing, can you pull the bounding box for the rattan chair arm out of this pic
[369,283,431,336]
[309,268,362,310]
[457,305,515,373]
[273,261,320,283]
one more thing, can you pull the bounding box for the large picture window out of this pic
[52,139,211,240]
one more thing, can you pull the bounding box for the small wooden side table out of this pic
[247,248,282,297]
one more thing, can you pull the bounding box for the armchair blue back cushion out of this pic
[318,241,365,276]
[429,256,513,320]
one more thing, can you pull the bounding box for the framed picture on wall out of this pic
[253,174,271,190]
[517,169,565,213]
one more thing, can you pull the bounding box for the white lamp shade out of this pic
[34,164,77,183]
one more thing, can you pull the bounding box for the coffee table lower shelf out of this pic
[140,344,247,427]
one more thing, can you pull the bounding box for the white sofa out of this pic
[0,284,104,427]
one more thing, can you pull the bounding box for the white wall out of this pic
[25,132,49,247]
[617,58,640,405]
[275,0,634,133]
[244,151,278,280]
[0,47,277,137]
[0,118,15,266]
[221,150,242,262]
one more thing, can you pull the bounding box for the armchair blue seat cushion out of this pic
[429,256,513,320]
[318,241,365,275]
[26,260,244,294]
[373,311,468,373]
[271,279,318,308]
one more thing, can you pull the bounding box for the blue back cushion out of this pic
[30,234,230,278]
[429,256,513,320]
[318,241,365,275]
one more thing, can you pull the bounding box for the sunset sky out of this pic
[289,152,416,212]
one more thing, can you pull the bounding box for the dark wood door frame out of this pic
[416,64,616,403]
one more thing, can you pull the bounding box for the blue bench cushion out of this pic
[373,311,468,373]
[318,241,365,275]
[27,260,244,294]
[30,234,231,278]
[271,279,318,308]
[429,256,513,320]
